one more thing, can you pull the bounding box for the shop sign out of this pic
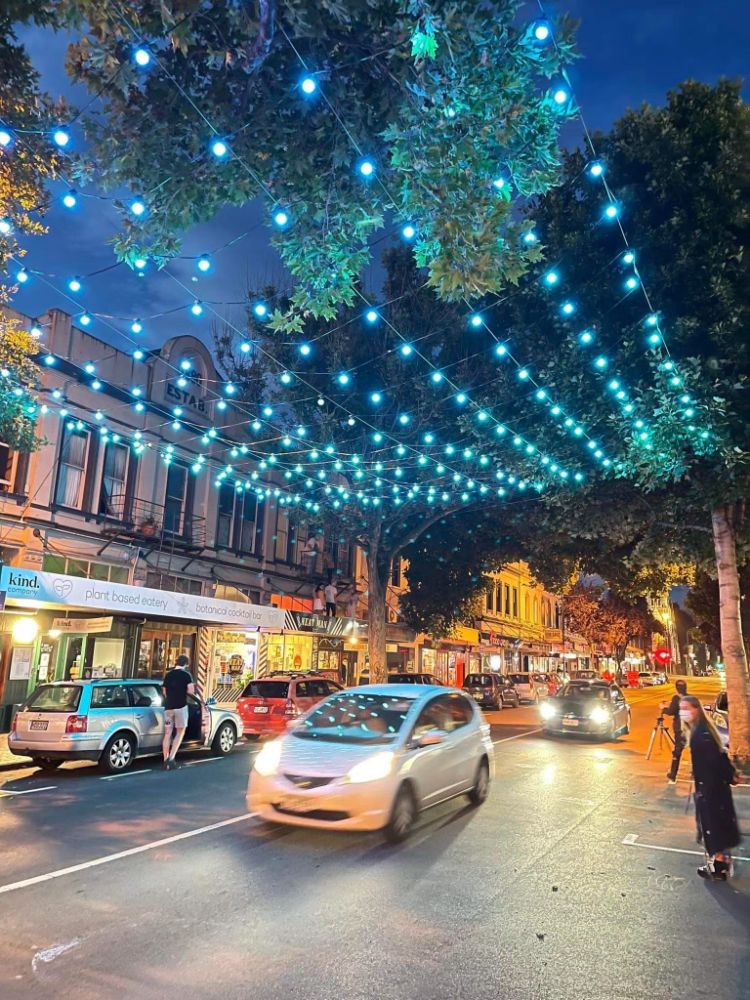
[51,616,114,634]
[449,625,479,645]
[318,637,344,651]
[0,567,285,631]
[284,611,347,635]
[164,380,208,415]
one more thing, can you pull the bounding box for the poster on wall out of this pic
[9,646,33,680]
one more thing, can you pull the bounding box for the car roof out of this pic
[255,673,329,681]
[357,683,455,699]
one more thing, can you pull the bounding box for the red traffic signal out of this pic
[653,648,671,664]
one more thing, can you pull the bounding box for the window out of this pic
[274,507,289,561]
[99,442,129,517]
[306,680,329,698]
[391,559,402,588]
[164,464,188,534]
[90,684,130,709]
[24,685,81,712]
[294,681,310,697]
[413,694,471,736]
[55,425,91,508]
[241,680,289,699]
[0,442,17,492]
[512,587,519,618]
[504,585,511,616]
[41,554,129,584]
[485,588,494,613]
[130,684,163,707]
[145,571,203,595]
[216,483,235,548]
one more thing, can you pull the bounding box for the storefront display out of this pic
[266,632,315,673]
[211,630,258,686]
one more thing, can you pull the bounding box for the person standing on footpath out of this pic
[680,695,740,880]
[162,654,195,770]
[661,678,688,784]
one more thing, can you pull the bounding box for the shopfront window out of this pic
[265,633,315,673]
[138,627,195,679]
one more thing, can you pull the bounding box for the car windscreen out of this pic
[465,674,492,686]
[292,692,416,744]
[560,683,609,701]
[388,674,417,683]
[241,681,289,699]
[508,674,529,685]
[24,685,82,712]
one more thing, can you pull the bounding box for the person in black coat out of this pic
[680,695,741,880]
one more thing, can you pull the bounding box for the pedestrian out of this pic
[162,654,195,771]
[313,584,325,614]
[680,695,740,880]
[661,678,688,784]
[324,580,338,618]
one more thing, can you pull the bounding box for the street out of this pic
[0,679,748,1000]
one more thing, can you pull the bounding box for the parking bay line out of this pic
[0,812,259,896]
[0,785,57,797]
[101,769,152,781]
[622,833,750,863]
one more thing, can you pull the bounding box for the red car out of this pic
[236,675,343,738]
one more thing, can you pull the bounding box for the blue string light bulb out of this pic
[52,128,70,148]
[300,76,317,95]
[62,190,77,209]
[357,158,375,178]
[134,47,151,67]
[211,139,228,158]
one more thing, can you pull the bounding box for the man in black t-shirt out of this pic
[661,678,687,784]
[161,655,195,770]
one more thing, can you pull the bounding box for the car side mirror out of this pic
[416,732,444,748]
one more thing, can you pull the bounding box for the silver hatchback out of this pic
[9,680,243,773]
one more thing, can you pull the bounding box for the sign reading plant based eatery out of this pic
[0,567,285,631]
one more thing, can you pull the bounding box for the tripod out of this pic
[645,714,675,760]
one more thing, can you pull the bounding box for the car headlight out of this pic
[345,751,395,784]
[589,707,610,725]
[253,738,283,776]
[540,702,558,721]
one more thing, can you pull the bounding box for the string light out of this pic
[134,46,151,67]
[211,139,228,158]
[253,302,268,318]
[603,203,619,221]
[62,190,77,209]
[16,268,29,284]
[364,309,379,324]
[191,300,204,316]
[131,319,143,334]
[130,199,146,217]
[197,254,211,272]
[401,223,416,241]
[68,277,82,293]
[52,128,70,148]
[0,129,12,147]
[300,76,318,95]
[358,158,375,178]
[588,161,604,178]
[273,209,289,228]
[79,312,92,327]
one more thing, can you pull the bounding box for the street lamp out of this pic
[12,617,39,644]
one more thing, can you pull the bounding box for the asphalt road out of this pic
[0,678,748,1000]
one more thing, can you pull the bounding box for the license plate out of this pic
[562,718,579,727]
[276,795,311,813]
[30,720,49,731]
[253,706,269,714]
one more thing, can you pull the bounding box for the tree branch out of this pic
[240,0,275,74]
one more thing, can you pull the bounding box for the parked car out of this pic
[571,670,598,681]
[8,680,243,773]
[638,671,657,687]
[387,673,441,685]
[247,685,493,842]
[508,672,548,703]
[237,675,342,739]
[462,673,520,710]
[540,681,631,741]
[706,690,729,748]
[652,670,668,685]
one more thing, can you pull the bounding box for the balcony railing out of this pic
[99,493,206,550]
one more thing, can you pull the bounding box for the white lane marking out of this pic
[0,785,57,797]
[0,812,259,896]
[492,728,541,745]
[100,769,152,781]
[185,756,223,765]
[622,833,750,863]
[32,938,81,974]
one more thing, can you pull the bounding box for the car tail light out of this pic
[283,698,299,718]
[65,714,88,734]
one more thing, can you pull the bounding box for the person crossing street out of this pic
[161,655,195,771]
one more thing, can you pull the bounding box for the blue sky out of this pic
[12,0,750,354]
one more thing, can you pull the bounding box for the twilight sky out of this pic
[12,0,750,357]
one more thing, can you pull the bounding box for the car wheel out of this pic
[33,757,62,771]
[100,733,135,774]
[211,722,237,755]
[468,759,490,806]
[384,784,417,844]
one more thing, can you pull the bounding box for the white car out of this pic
[247,684,493,843]
[638,671,657,687]
[508,672,548,703]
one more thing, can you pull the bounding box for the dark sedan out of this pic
[540,681,631,740]
[463,673,520,710]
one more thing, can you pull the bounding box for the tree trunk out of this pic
[711,504,750,770]
[365,522,390,684]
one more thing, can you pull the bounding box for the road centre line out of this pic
[492,728,542,745]
[0,785,57,797]
[0,812,259,896]
[622,833,750,863]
